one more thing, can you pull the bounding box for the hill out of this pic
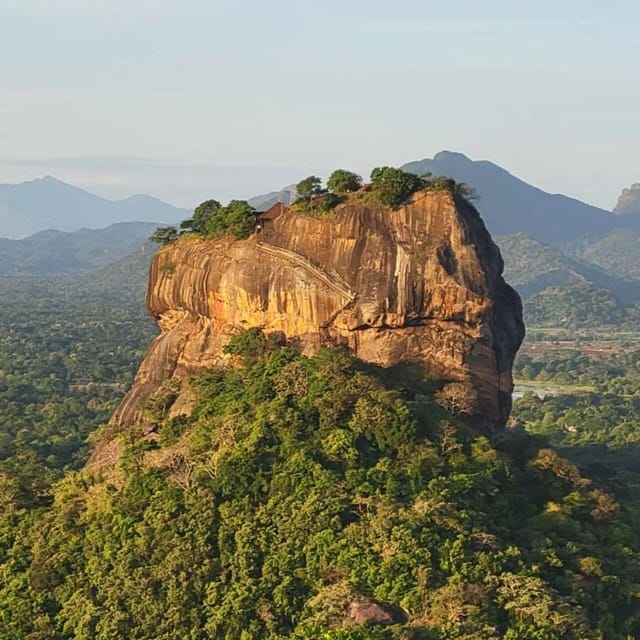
[523,282,627,328]
[111,188,523,435]
[402,151,617,244]
[498,233,640,302]
[496,233,640,326]
[578,228,640,281]
[0,176,187,239]
[248,184,297,210]
[613,183,640,216]
[82,240,155,298]
[3,176,640,639]
[0,222,158,275]
[496,234,580,295]
[3,336,640,639]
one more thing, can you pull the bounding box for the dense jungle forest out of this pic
[0,266,156,503]
[2,248,640,638]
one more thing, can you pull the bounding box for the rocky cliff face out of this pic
[614,183,640,216]
[110,190,523,441]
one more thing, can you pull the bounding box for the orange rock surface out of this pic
[110,190,524,436]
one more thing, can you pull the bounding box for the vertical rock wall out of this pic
[110,190,524,436]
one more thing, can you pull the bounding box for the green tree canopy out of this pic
[429,177,478,201]
[181,199,222,234]
[296,175,324,201]
[176,199,256,240]
[369,167,426,207]
[205,199,256,239]
[150,225,178,245]
[327,170,362,195]
[3,335,640,639]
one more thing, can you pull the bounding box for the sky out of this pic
[1,0,639,209]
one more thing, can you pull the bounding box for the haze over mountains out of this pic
[3,152,634,244]
[402,151,626,244]
[247,185,297,211]
[4,152,640,325]
[0,223,157,275]
[0,175,187,239]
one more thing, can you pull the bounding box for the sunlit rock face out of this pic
[109,190,524,439]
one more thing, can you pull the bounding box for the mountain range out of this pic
[0,175,187,239]
[0,223,158,275]
[398,152,640,324]
[3,154,640,328]
[402,151,630,244]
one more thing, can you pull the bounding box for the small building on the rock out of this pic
[255,202,287,233]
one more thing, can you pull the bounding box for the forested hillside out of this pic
[3,169,640,638]
[2,334,640,639]
[497,233,640,327]
[0,269,155,502]
[0,224,157,275]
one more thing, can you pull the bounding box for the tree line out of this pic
[151,168,476,245]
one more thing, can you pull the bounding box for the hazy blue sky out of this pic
[1,0,638,208]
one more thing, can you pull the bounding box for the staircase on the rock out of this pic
[256,240,357,344]
[256,241,354,300]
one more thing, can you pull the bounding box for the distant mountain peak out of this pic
[0,176,186,239]
[29,175,73,187]
[433,150,472,162]
[614,183,640,216]
[401,151,616,243]
[21,175,89,193]
[248,184,298,210]
[118,193,173,205]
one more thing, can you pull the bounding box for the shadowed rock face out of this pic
[109,190,523,440]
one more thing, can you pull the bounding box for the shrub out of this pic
[158,415,190,447]
[142,379,181,422]
[150,226,178,245]
[223,327,284,360]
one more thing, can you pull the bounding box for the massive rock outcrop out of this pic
[110,190,523,439]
